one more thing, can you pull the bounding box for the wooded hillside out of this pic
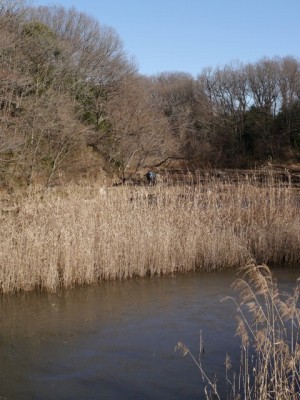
[1,1,300,188]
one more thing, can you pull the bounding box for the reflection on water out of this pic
[0,268,299,399]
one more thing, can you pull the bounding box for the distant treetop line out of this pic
[0,1,299,187]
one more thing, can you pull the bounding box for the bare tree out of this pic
[0,0,28,15]
[28,5,136,90]
[103,74,172,178]
[246,58,280,114]
[277,56,300,110]
[150,72,203,159]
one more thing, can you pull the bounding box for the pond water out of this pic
[0,268,299,400]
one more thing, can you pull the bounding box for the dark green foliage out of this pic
[275,102,300,151]
[22,20,56,38]
[21,21,61,63]
[75,84,108,130]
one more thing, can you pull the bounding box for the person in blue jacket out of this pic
[145,171,156,186]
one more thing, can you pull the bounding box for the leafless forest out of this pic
[0,0,299,188]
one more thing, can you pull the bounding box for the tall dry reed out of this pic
[177,261,300,399]
[0,170,299,293]
[228,261,300,399]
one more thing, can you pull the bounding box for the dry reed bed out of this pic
[0,174,299,293]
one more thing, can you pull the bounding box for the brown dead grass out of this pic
[0,170,299,293]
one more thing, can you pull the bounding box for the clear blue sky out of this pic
[33,0,300,77]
